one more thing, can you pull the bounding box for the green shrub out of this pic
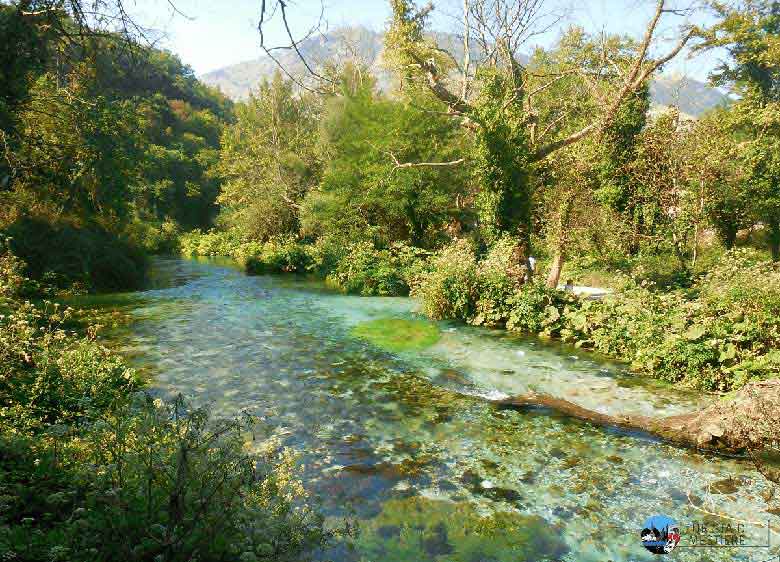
[303,236,349,277]
[245,238,312,275]
[555,249,780,390]
[327,241,429,296]
[0,396,333,562]
[0,300,140,432]
[124,218,182,255]
[470,236,521,327]
[179,228,255,258]
[506,284,578,335]
[415,244,780,391]
[413,239,479,319]
[0,237,47,302]
[3,218,146,292]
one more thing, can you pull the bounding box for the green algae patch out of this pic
[356,496,569,561]
[352,318,441,352]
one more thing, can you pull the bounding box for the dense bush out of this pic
[0,397,332,562]
[415,245,780,391]
[0,300,140,432]
[327,241,429,296]
[412,239,479,319]
[558,250,780,390]
[179,229,262,261]
[506,284,578,335]
[3,218,146,292]
[124,218,182,255]
[470,237,523,327]
[245,238,312,275]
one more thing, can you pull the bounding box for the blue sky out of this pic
[127,0,723,82]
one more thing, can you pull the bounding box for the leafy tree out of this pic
[685,108,752,250]
[302,67,467,248]
[385,0,697,274]
[1,4,232,283]
[703,0,780,259]
[218,72,319,241]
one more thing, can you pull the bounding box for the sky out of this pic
[126,0,725,82]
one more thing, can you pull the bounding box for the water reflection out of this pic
[107,258,778,561]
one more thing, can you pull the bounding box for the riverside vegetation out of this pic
[2,0,780,560]
[0,3,335,560]
[180,0,780,394]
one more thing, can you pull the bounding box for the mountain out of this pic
[201,26,728,117]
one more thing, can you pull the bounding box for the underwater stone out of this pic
[710,476,748,495]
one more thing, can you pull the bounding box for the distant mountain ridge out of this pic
[201,26,727,117]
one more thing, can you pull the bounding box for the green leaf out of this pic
[544,305,560,323]
[684,325,706,341]
[719,343,737,362]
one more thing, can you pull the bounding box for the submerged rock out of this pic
[710,476,749,495]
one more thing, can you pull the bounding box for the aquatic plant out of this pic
[356,496,568,562]
[352,318,441,352]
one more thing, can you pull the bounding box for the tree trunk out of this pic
[492,379,780,454]
[769,221,780,262]
[545,197,573,289]
[723,226,737,250]
[508,234,532,285]
[546,252,564,289]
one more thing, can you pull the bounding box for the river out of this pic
[105,257,778,561]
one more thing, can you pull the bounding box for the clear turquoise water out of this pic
[113,258,778,561]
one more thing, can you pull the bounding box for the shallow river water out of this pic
[109,258,778,561]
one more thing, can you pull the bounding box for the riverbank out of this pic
[181,231,780,393]
[0,248,333,561]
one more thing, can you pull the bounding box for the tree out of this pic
[685,108,752,251]
[384,0,698,276]
[302,66,468,247]
[702,0,780,259]
[526,32,651,286]
[217,72,320,241]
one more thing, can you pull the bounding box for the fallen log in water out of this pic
[491,379,780,454]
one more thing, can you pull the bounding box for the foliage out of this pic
[303,71,467,248]
[416,243,780,390]
[560,250,780,390]
[124,218,182,255]
[1,6,231,289]
[327,241,429,296]
[471,70,532,246]
[412,239,479,320]
[506,284,578,335]
[470,236,523,327]
[179,229,264,264]
[702,0,780,260]
[3,218,146,292]
[245,238,312,275]
[0,397,333,562]
[217,72,318,241]
[0,247,335,562]
[352,318,441,352]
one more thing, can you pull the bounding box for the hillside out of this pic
[201,26,727,117]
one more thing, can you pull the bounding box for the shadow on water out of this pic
[97,257,778,562]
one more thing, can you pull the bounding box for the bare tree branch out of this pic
[532,0,698,161]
